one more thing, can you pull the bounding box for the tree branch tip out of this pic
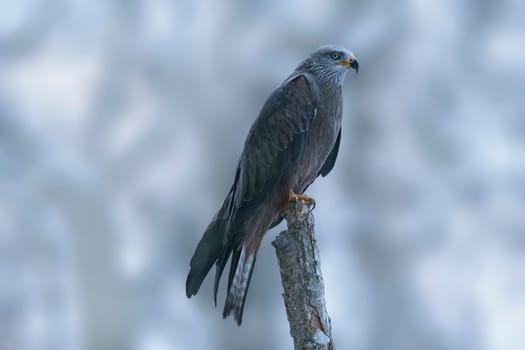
[286,199,312,228]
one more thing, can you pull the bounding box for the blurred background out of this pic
[1,0,524,349]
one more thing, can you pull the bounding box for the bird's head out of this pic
[296,45,358,82]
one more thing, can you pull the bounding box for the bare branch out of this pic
[272,199,334,350]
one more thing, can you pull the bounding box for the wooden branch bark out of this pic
[272,199,334,350]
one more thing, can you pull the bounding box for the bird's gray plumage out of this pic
[186,45,358,325]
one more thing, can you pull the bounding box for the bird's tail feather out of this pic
[222,244,257,325]
[214,241,233,306]
[186,217,227,298]
[186,187,237,298]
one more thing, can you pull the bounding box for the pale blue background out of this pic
[1,0,524,349]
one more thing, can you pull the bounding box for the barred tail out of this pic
[222,244,257,325]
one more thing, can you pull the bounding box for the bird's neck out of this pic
[287,69,344,101]
[296,61,347,87]
[315,75,344,101]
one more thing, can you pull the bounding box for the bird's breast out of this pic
[295,97,342,191]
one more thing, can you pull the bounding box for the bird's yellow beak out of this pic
[336,55,359,73]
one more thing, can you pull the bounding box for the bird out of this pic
[185,45,358,325]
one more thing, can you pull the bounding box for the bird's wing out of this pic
[233,73,318,212]
[318,128,341,177]
[214,73,318,324]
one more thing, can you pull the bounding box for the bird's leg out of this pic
[288,190,316,211]
[286,191,315,228]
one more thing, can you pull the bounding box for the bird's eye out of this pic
[330,52,340,60]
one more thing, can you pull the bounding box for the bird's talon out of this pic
[296,194,316,208]
[288,191,316,211]
[288,190,298,203]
